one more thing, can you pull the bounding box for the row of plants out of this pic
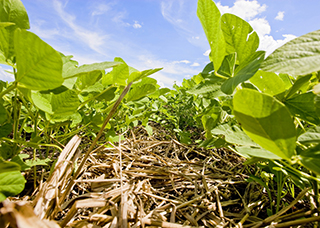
[1,0,320,219]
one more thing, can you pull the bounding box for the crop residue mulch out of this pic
[1,125,318,227]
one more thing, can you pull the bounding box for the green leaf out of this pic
[0,0,29,29]
[221,13,259,64]
[0,123,12,138]
[285,74,312,100]
[221,51,265,94]
[96,86,117,102]
[236,146,282,160]
[0,103,6,124]
[217,53,236,78]
[128,68,162,83]
[299,144,320,175]
[233,89,296,160]
[285,92,320,124]
[261,29,320,76]
[250,70,291,96]
[197,0,225,71]
[211,123,257,147]
[0,0,29,64]
[15,29,63,90]
[63,61,120,79]
[31,89,80,116]
[51,89,80,115]
[0,159,25,202]
[75,71,102,91]
[31,91,53,114]
[298,126,320,144]
[126,84,156,102]
[110,57,129,86]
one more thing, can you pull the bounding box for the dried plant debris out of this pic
[1,125,318,227]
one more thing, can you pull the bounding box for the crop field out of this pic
[1,0,320,227]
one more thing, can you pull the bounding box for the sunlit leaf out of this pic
[285,92,320,124]
[233,89,296,159]
[221,13,259,64]
[261,29,320,76]
[197,0,225,71]
[221,51,265,94]
[250,70,290,96]
[0,159,25,202]
[15,29,63,90]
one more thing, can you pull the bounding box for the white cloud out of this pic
[275,11,285,21]
[203,49,210,56]
[53,0,107,55]
[135,55,200,87]
[191,62,200,67]
[133,21,142,29]
[216,0,267,20]
[260,34,296,56]
[161,1,188,30]
[179,60,191,64]
[91,3,111,16]
[0,66,14,82]
[249,18,271,36]
[216,1,295,57]
[112,11,130,27]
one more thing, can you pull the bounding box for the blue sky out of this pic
[1,0,320,87]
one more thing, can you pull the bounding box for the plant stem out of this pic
[0,82,17,98]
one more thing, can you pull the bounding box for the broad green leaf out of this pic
[202,62,214,74]
[217,53,236,78]
[0,103,6,124]
[261,29,320,76]
[0,159,25,202]
[285,92,320,124]
[149,87,171,99]
[96,86,117,102]
[46,111,82,124]
[0,123,12,138]
[51,89,80,115]
[111,57,129,86]
[299,144,320,175]
[197,0,225,71]
[31,90,80,116]
[0,27,10,64]
[128,68,162,83]
[75,70,102,91]
[60,54,78,89]
[233,89,296,160]
[211,123,257,147]
[0,0,30,64]
[193,73,204,84]
[299,156,320,176]
[11,154,50,171]
[236,146,282,160]
[126,84,156,102]
[63,61,120,79]
[298,126,320,144]
[31,91,53,114]
[15,29,63,90]
[285,74,312,100]
[0,0,29,29]
[250,70,291,96]
[221,51,265,94]
[221,13,259,64]
[187,83,224,97]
